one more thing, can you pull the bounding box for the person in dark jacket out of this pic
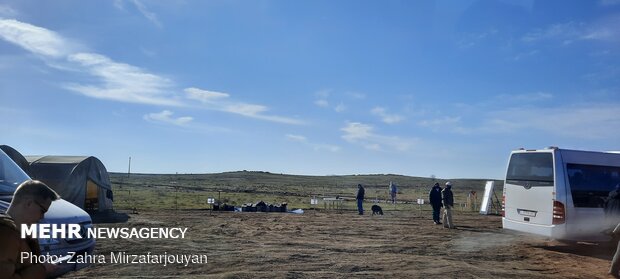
[389,181,398,204]
[356,184,365,215]
[442,181,455,229]
[429,183,443,225]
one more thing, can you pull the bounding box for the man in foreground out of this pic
[0,180,60,278]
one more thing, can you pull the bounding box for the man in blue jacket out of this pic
[356,184,365,215]
[429,183,443,225]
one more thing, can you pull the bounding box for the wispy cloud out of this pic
[65,52,179,106]
[432,101,620,140]
[341,122,415,151]
[184,87,304,125]
[314,89,331,108]
[600,0,620,6]
[457,28,499,49]
[494,92,553,103]
[0,19,72,58]
[0,19,303,125]
[0,19,180,106]
[481,104,620,139]
[512,50,539,61]
[522,22,583,43]
[185,87,230,102]
[522,17,620,45]
[144,110,193,126]
[285,134,340,152]
[0,5,18,17]
[130,0,162,28]
[334,103,347,113]
[286,134,307,142]
[371,107,403,124]
[314,99,329,108]
[114,0,162,28]
[314,89,349,113]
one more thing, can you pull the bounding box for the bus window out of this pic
[567,163,620,208]
[506,153,554,186]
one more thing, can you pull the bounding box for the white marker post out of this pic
[417,198,424,211]
[207,197,215,215]
[310,196,318,209]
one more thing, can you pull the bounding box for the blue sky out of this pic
[1,0,619,179]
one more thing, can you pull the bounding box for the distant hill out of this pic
[109,171,503,194]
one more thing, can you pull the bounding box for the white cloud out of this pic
[334,103,347,113]
[64,52,179,106]
[0,19,303,125]
[314,89,350,112]
[144,110,193,126]
[314,99,329,107]
[185,87,304,125]
[433,102,620,140]
[341,122,415,151]
[286,134,340,152]
[341,122,374,142]
[131,0,162,28]
[371,107,404,124]
[185,87,230,102]
[494,92,553,102]
[286,134,307,142]
[0,19,179,106]
[457,28,499,49]
[513,50,539,61]
[224,103,268,116]
[482,104,620,139]
[522,18,620,44]
[0,19,71,58]
[113,0,126,10]
[314,144,341,152]
[114,0,162,28]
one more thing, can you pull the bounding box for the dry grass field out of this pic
[63,172,614,278]
[68,208,613,278]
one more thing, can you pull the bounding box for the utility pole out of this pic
[127,157,131,178]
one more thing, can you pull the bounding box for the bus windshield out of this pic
[506,153,554,186]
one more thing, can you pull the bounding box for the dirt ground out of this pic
[67,207,615,278]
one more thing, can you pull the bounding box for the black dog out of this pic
[371,205,383,215]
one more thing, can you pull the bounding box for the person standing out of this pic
[389,181,398,204]
[442,181,455,229]
[429,182,443,225]
[0,180,60,278]
[356,184,365,215]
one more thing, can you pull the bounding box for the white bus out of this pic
[502,147,620,241]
